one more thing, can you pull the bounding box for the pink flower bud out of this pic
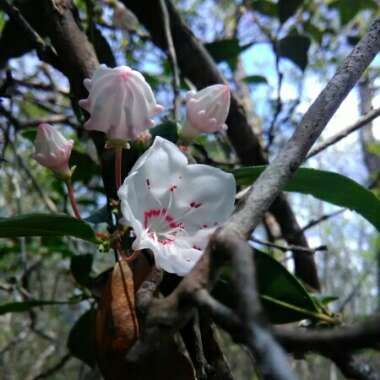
[182,84,230,139]
[79,65,164,143]
[33,123,74,178]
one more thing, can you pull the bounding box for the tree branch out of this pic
[228,16,380,238]
[159,0,181,119]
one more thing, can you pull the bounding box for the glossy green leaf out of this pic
[233,166,380,232]
[0,213,97,242]
[213,249,332,324]
[278,0,304,23]
[254,250,332,323]
[67,309,97,368]
[277,34,311,71]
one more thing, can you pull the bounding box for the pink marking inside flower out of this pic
[148,232,174,245]
[144,208,184,245]
[169,185,177,192]
[146,178,151,188]
[193,245,202,251]
[190,201,202,209]
[202,224,208,228]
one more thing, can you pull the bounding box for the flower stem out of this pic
[115,147,123,190]
[65,180,81,219]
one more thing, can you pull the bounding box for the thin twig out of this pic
[267,42,283,151]
[0,0,58,62]
[299,209,345,234]
[251,237,327,254]
[159,0,181,119]
[307,106,380,159]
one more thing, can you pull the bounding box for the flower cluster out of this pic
[32,64,234,276]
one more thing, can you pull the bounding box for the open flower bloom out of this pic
[118,136,236,275]
[32,123,74,178]
[79,65,164,143]
[182,84,231,140]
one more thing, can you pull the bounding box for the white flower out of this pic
[118,137,236,275]
[79,65,164,143]
[182,84,231,140]
[32,123,74,178]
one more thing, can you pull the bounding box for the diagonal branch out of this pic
[228,16,380,238]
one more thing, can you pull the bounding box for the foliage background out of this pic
[0,0,380,379]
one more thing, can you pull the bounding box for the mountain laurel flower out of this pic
[79,65,164,145]
[118,136,236,276]
[182,84,231,140]
[32,123,74,179]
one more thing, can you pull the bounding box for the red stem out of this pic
[115,147,123,190]
[66,180,81,219]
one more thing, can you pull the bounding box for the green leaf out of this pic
[213,249,332,324]
[150,121,179,143]
[233,166,380,232]
[328,0,378,25]
[0,300,67,315]
[251,0,277,17]
[70,150,100,184]
[70,254,93,287]
[278,0,304,23]
[20,128,37,142]
[0,213,97,242]
[67,309,97,368]
[241,75,268,85]
[205,38,241,63]
[312,294,339,306]
[277,34,311,71]
[204,38,253,70]
[304,22,324,44]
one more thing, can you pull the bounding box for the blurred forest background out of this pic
[0,0,380,379]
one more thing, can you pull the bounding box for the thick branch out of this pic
[275,314,380,355]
